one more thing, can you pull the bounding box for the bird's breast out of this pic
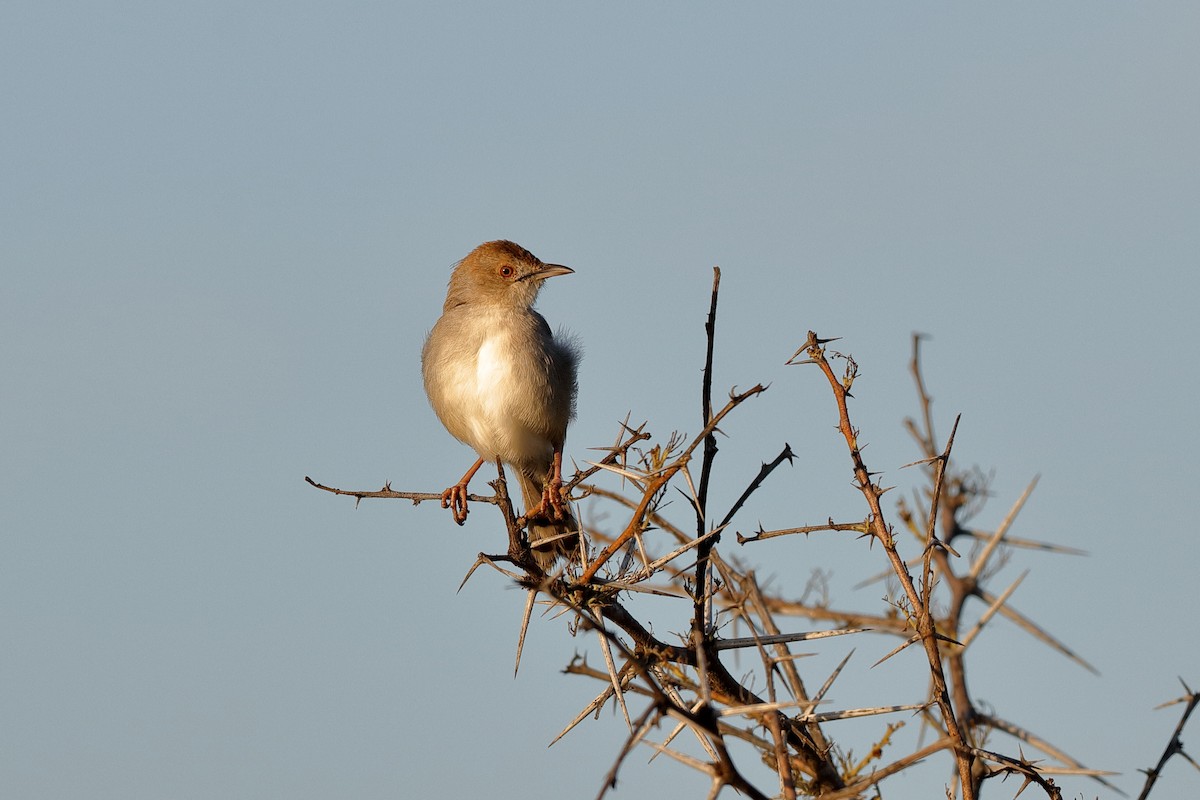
[457,331,554,464]
[474,334,520,408]
[424,307,571,468]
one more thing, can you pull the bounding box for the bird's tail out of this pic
[516,468,579,570]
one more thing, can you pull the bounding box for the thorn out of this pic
[514,589,536,677]
[458,554,488,593]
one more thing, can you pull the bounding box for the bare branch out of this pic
[1137,681,1200,800]
[304,475,494,507]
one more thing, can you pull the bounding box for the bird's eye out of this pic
[499,265,515,278]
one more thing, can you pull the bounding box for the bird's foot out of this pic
[529,476,568,522]
[441,483,470,525]
[441,457,485,525]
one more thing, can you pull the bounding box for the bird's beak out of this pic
[525,264,574,281]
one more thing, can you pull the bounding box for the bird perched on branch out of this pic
[421,240,580,569]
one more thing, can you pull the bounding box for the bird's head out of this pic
[444,240,573,310]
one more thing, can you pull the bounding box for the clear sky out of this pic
[3,3,1198,798]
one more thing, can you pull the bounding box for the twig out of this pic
[304,475,495,507]
[577,385,766,585]
[693,267,723,647]
[1137,679,1200,800]
[738,518,870,544]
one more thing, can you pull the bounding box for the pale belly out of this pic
[440,333,554,465]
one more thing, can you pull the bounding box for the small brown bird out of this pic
[421,240,580,568]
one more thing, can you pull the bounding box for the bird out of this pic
[421,240,580,569]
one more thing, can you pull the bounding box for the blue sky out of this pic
[3,3,1198,798]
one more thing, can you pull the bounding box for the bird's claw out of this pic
[441,484,470,525]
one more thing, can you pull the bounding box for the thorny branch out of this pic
[787,330,977,799]
[307,279,1175,799]
[1136,680,1200,800]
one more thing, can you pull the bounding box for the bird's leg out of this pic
[541,449,568,521]
[441,457,485,525]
